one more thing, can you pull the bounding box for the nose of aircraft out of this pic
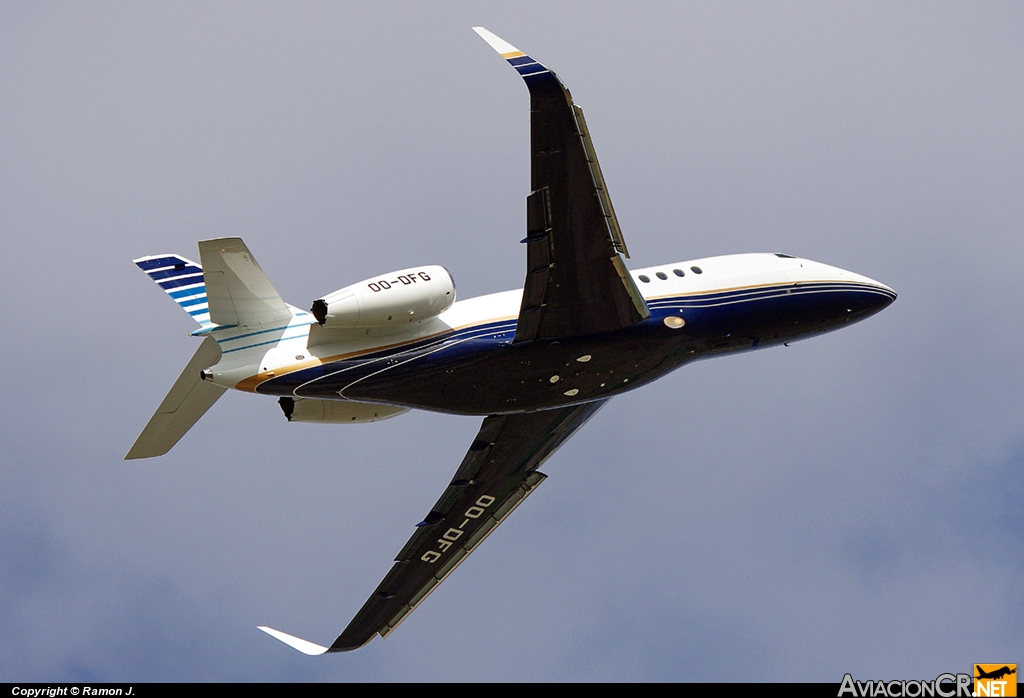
[832,266,897,319]
[845,270,896,306]
[865,280,897,316]
[807,260,896,297]
[873,281,897,304]
[796,259,896,325]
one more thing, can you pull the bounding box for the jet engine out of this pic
[279,397,408,423]
[311,265,455,328]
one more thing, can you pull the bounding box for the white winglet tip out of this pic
[257,626,330,655]
[472,27,523,58]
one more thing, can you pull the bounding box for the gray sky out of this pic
[2,1,1022,682]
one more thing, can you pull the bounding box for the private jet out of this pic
[127,28,896,653]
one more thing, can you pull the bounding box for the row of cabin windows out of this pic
[637,266,703,283]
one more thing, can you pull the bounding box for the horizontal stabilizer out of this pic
[125,337,227,459]
[198,237,291,328]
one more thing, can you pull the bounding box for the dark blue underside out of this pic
[255,282,895,415]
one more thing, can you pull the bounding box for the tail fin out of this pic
[125,336,226,459]
[134,254,216,332]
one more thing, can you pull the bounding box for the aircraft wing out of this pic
[474,27,650,342]
[259,399,608,654]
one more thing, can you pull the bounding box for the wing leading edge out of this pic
[473,27,650,342]
[259,400,608,653]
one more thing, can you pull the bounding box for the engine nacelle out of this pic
[279,397,409,423]
[311,265,455,328]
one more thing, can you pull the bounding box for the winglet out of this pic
[472,27,523,58]
[472,27,558,88]
[257,626,331,656]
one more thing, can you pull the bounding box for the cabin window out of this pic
[690,266,703,274]
[638,275,650,283]
[656,272,667,280]
[673,269,685,277]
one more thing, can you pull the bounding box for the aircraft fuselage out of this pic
[213,252,895,415]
